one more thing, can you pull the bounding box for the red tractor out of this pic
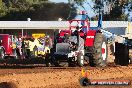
[0,34,20,59]
[46,12,108,67]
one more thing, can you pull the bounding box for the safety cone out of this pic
[81,68,87,77]
[80,68,90,86]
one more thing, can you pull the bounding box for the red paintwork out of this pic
[59,30,71,36]
[58,19,97,47]
[102,48,105,54]
[79,32,84,37]
[85,30,96,47]
[0,34,13,55]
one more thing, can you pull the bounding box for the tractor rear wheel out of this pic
[0,48,5,59]
[90,33,108,67]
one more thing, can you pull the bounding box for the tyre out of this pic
[77,53,84,67]
[68,58,76,67]
[114,42,129,66]
[53,58,67,67]
[0,48,5,59]
[51,57,68,67]
[89,33,108,67]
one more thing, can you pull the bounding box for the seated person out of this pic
[70,42,77,51]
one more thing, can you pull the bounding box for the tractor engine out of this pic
[46,30,85,67]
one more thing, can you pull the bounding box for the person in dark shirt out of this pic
[71,25,81,47]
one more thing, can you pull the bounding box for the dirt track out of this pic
[0,44,132,88]
[0,65,131,88]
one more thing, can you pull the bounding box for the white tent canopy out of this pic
[0,21,128,29]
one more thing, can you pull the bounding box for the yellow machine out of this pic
[32,33,45,39]
[24,33,50,58]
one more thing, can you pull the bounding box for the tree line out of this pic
[0,0,132,21]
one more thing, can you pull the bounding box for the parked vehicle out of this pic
[0,34,20,59]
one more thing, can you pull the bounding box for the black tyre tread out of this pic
[90,33,107,67]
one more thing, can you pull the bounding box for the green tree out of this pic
[92,0,131,21]
[0,1,77,21]
[0,0,48,17]
[0,0,8,17]
[68,0,85,5]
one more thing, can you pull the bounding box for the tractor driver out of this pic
[72,24,83,36]
[72,26,79,36]
[70,25,82,50]
[70,42,77,51]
